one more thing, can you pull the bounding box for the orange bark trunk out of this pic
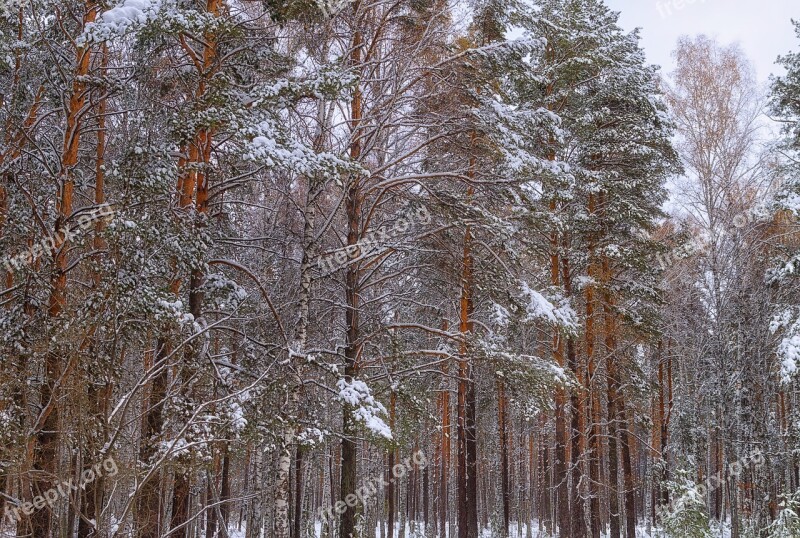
[32,4,97,535]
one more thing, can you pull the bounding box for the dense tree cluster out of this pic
[1,0,800,537]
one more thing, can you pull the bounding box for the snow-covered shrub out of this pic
[766,491,800,538]
[658,470,712,538]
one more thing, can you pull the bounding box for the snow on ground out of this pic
[298,519,735,537]
[0,519,735,537]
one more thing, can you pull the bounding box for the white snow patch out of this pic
[81,0,162,44]
[336,378,392,440]
[520,282,578,330]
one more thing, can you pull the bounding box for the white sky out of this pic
[605,0,798,84]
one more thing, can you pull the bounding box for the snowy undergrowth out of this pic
[134,519,745,538]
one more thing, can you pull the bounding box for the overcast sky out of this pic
[605,0,798,84]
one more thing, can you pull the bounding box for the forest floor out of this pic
[286,520,735,537]
[0,519,737,537]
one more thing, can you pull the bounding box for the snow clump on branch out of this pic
[336,378,392,440]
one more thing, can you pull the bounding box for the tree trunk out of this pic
[31,4,97,536]
[606,372,621,538]
[77,41,109,538]
[549,200,571,538]
[651,341,665,524]
[439,320,451,537]
[294,447,304,538]
[618,400,636,538]
[498,379,511,537]
[423,462,430,532]
[389,394,397,538]
[562,254,587,538]
[458,135,478,538]
[604,282,621,538]
[137,339,169,537]
[246,448,264,538]
[338,4,363,535]
[137,1,220,535]
[275,426,293,538]
[585,193,601,538]
[220,446,232,533]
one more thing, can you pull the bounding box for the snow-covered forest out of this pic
[1,0,800,536]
